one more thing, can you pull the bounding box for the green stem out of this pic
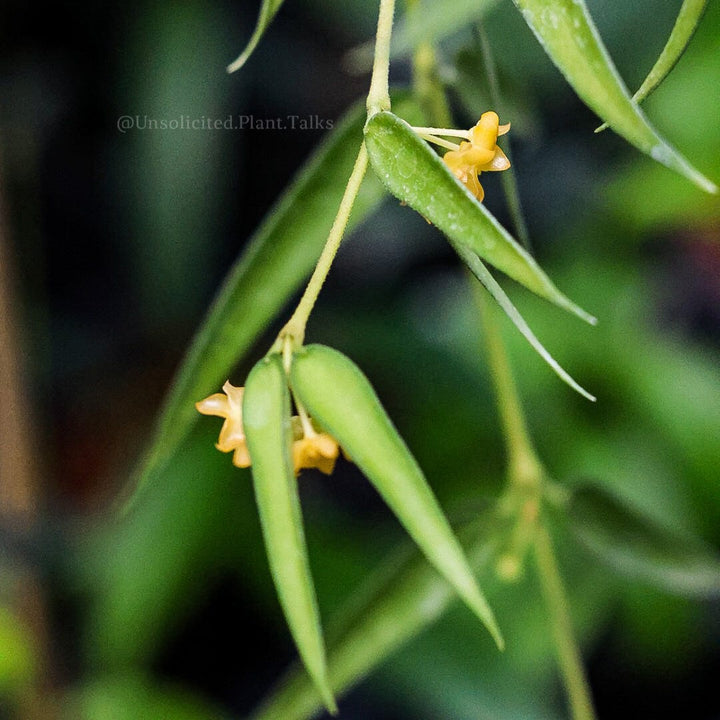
[534,525,597,720]
[475,283,541,487]
[475,24,531,251]
[412,42,452,128]
[278,143,369,347]
[367,0,396,114]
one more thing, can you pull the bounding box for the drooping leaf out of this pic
[227,0,285,73]
[125,95,421,510]
[243,355,336,713]
[290,344,503,649]
[363,110,595,324]
[596,0,709,132]
[567,484,720,597]
[511,0,717,192]
[457,245,594,401]
[251,512,505,720]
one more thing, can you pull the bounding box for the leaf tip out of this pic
[226,55,247,74]
[650,143,719,194]
[465,586,504,650]
[320,684,338,715]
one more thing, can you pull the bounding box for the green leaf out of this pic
[61,675,226,720]
[227,0,285,73]
[394,0,502,57]
[511,0,717,193]
[0,606,35,691]
[457,245,594,400]
[243,355,336,714]
[363,111,595,324]
[251,512,504,720]
[566,484,720,597]
[596,0,709,132]
[125,95,421,510]
[290,344,503,649]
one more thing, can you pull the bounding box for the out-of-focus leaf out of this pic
[227,0,285,72]
[511,0,717,193]
[251,512,505,720]
[596,0,708,132]
[61,675,226,720]
[0,606,35,691]
[458,245,594,400]
[126,95,422,509]
[394,0,501,57]
[345,0,501,72]
[243,355,336,713]
[363,111,595,323]
[290,344,503,648]
[83,428,263,667]
[567,484,720,597]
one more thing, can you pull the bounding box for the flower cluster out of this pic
[441,111,511,202]
[195,381,341,475]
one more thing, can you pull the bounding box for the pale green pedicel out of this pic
[290,344,503,649]
[363,111,596,324]
[511,0,717,192]
[597,0,709,132]
[227,0,285,73]
[243,355,336,714]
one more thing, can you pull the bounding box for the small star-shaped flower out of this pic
[292,432,340,475]
[195,381,251,468]
[443,111,510,202]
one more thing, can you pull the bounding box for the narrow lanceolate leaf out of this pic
[567,484,720,597]
[363,111,595,324]
[597,0,709,132]
[511,0,717,192]
[251,515,504,720]
[227,0,285,73]
[125,96,421,510]
[243,355,336,714]
[457,245,595,401]
[290,344,504,649]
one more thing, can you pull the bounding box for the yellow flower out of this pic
[292,432,340,475]
[442,111,511,202]
[195,381,251,468]
[196,382,342,475]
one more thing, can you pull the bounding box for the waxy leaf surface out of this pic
[290,344,503,648]
[243,355,336,712]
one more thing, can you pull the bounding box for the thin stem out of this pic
[278,143,369,347]
[534,525,597,720]
[410,127,470,139]
[417,133,460,151]
[475,25,531,251]
[411,41,452,128]
[475,283,541,487]
[367,0,396,114]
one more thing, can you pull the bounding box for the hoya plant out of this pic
[96,0,719,718]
